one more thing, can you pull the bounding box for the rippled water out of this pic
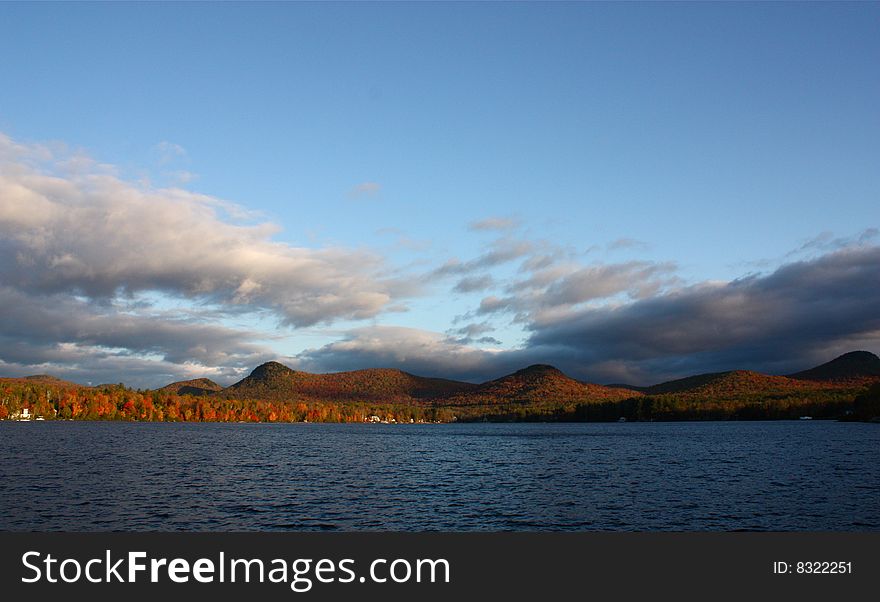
[1,421,878,531]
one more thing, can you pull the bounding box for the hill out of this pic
[788,351,880,384]
[444,364,638,406]
[643,370,828,398]
[221,361,633,408]
[158,377,223,397]
[222,361,477,403]
[0,375,85,388]
[3,350,878,423]
[578,366,868,423]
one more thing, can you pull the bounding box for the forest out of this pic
[0,379,455,424]
[0,374,876,424]
[3,352,879,423]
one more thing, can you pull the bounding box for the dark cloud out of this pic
[453,275,495,293]
[443,321,501,345]
[475,261,678,322]
[295,326,518,382]
[450,322,494,338]
[294,246,880,386]
[542,261,678,306]
[527,246,880,382]
[433,238,534,277]
[518,253,562,273]
[0,353,252,390]
[295,325,636,384]
[786,227,878,258]
[477,295,515,315]
[0,286,273,387]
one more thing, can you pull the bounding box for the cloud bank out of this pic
[0,133,412,386]
[0,134,408,327]
[2,133,878,388]
[298,244,880,385]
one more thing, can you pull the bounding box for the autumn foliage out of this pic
[1,352,879,423]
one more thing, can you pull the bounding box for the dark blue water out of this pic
[1,421,877,531]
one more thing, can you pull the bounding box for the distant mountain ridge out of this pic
[150,351,880,406]
[1,375,85,388]
[218,361,635,406]
[159,377,223,397]
[643,370,832,399]
[23,374,78,385]
[2,351,879,423]
[5,351,878,409]
[788,351,880,383]
[444,364,636,406]
[222,361,477,403]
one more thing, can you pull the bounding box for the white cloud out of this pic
[607,237,649,252]
[154,141,187,165]
[349,181,381,197]
[468,216,519,232]
[0,133,408,327]
[168,169,197,185]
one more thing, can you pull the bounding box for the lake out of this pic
[1,421,877,531]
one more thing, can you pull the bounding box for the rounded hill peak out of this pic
[790,350,880,381]
[837,350,879,361]
[502,364,567,380]
[514,364,564,377]
[248,361,296,380]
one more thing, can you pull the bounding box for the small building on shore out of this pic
[10,407,31,420]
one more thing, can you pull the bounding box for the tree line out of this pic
[0,381,454,424]
[1,379,875,424]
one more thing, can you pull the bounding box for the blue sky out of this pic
[0,2,878,387]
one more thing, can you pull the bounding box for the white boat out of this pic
[799,416,813,420]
